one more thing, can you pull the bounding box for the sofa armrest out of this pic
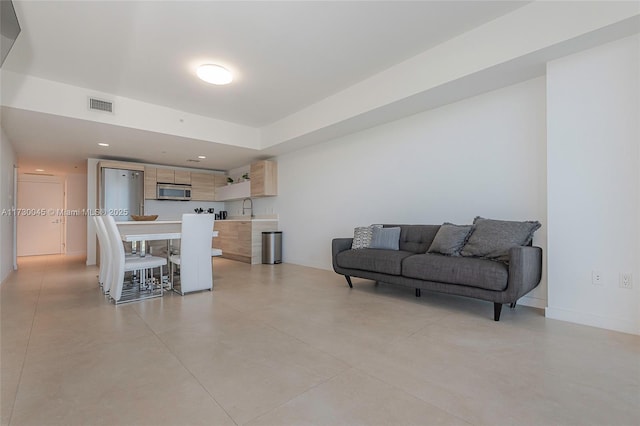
[505,246,543,302]
[332,238,353,272]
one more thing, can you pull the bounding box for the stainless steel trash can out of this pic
[262,231,282,264]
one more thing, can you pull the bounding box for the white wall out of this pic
[248,77,548,308]
[65,174,87,255]
[0,126,17,282]
[86,158,99,265]
[546,35,640,335]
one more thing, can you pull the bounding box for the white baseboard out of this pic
[65,250,87,256]
[518,295,547,310]
[546,306,639,335]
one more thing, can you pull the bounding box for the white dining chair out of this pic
[103,215,167,303]
[93,215,112,293]
[94,215,141,294]
[169,214,215,295]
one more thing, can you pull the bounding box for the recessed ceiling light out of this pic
[197,64,232,85]
[35,169,44,172]
[198,155,206,159]
[98,143,109,147]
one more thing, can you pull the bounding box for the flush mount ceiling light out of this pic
[35,169,44,172]
[98,143,109,147]
[197,64,232,85]
[198,155,206,159]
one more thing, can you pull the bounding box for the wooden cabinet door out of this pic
[156,168,175,183]
[144,167,157,199]
[191,173,214,201]
[213,174,229,201]
[174,170,191,185]
[250,160,277,197]
[213,221,252,262]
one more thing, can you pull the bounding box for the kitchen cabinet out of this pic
[213,221,252,263]
[156,168,191,185]
[214,161,278,202]
[156,168,175,184]
[250,160,277,197]
[213,175,227,191]
[190,172,215,201]
[174,170,191,185]
[213,220,278,264]
[144,166,157,199]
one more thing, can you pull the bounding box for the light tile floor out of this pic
[1,255,639,426]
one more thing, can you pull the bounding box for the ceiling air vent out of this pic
[88,97,114,113]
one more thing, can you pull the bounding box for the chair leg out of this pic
[415,288,421,297]
[509,301,517,309]
[494,303,503,321]
[170,262,174,290]
[140,269,145,289]
[345,275,353,288]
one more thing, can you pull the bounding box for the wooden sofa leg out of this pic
[494,303,503,321]
[345,276,353,288]
[415,288,421,297]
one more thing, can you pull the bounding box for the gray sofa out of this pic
[332,224,542,321]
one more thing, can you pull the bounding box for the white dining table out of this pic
[116,220,219,256]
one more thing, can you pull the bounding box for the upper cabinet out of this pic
[190,172,214,201]
[156,169,191,185]
[156,168,175,184]
[109,159,275,202]
[215,160,278,201]
[144,166,157,199]
[147,167,222,201]
[174,170,191,185]
[250,160,277,197]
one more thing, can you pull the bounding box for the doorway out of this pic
[16,175,65,256]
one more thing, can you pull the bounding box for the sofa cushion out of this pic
[383,225,440,254]
[402,253,508,291]
[427,223,473,256]
[351,225,382,250]
[460,217,541,262]
[370,227,401,250]
[337,249,414,276]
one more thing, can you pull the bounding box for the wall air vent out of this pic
[88,97,114,113]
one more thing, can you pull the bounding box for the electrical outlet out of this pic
[592,271,603,286]
[619,273,633,289]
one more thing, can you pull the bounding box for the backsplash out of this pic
[144,200,225,220]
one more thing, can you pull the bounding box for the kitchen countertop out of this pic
[218,218,278,222]
[219,215,278,222]
[116,220,181,225]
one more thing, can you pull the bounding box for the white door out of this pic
[17,180,64,256]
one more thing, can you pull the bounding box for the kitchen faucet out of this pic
[242,198,254,218]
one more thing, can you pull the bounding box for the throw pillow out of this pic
[460,217,541,262]
[370,226,401,250]
[351,225,382,250]
[427,223,473,256]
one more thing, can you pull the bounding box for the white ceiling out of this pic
[1,1,531,173]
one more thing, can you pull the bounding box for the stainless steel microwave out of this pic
[157,183,192,201]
